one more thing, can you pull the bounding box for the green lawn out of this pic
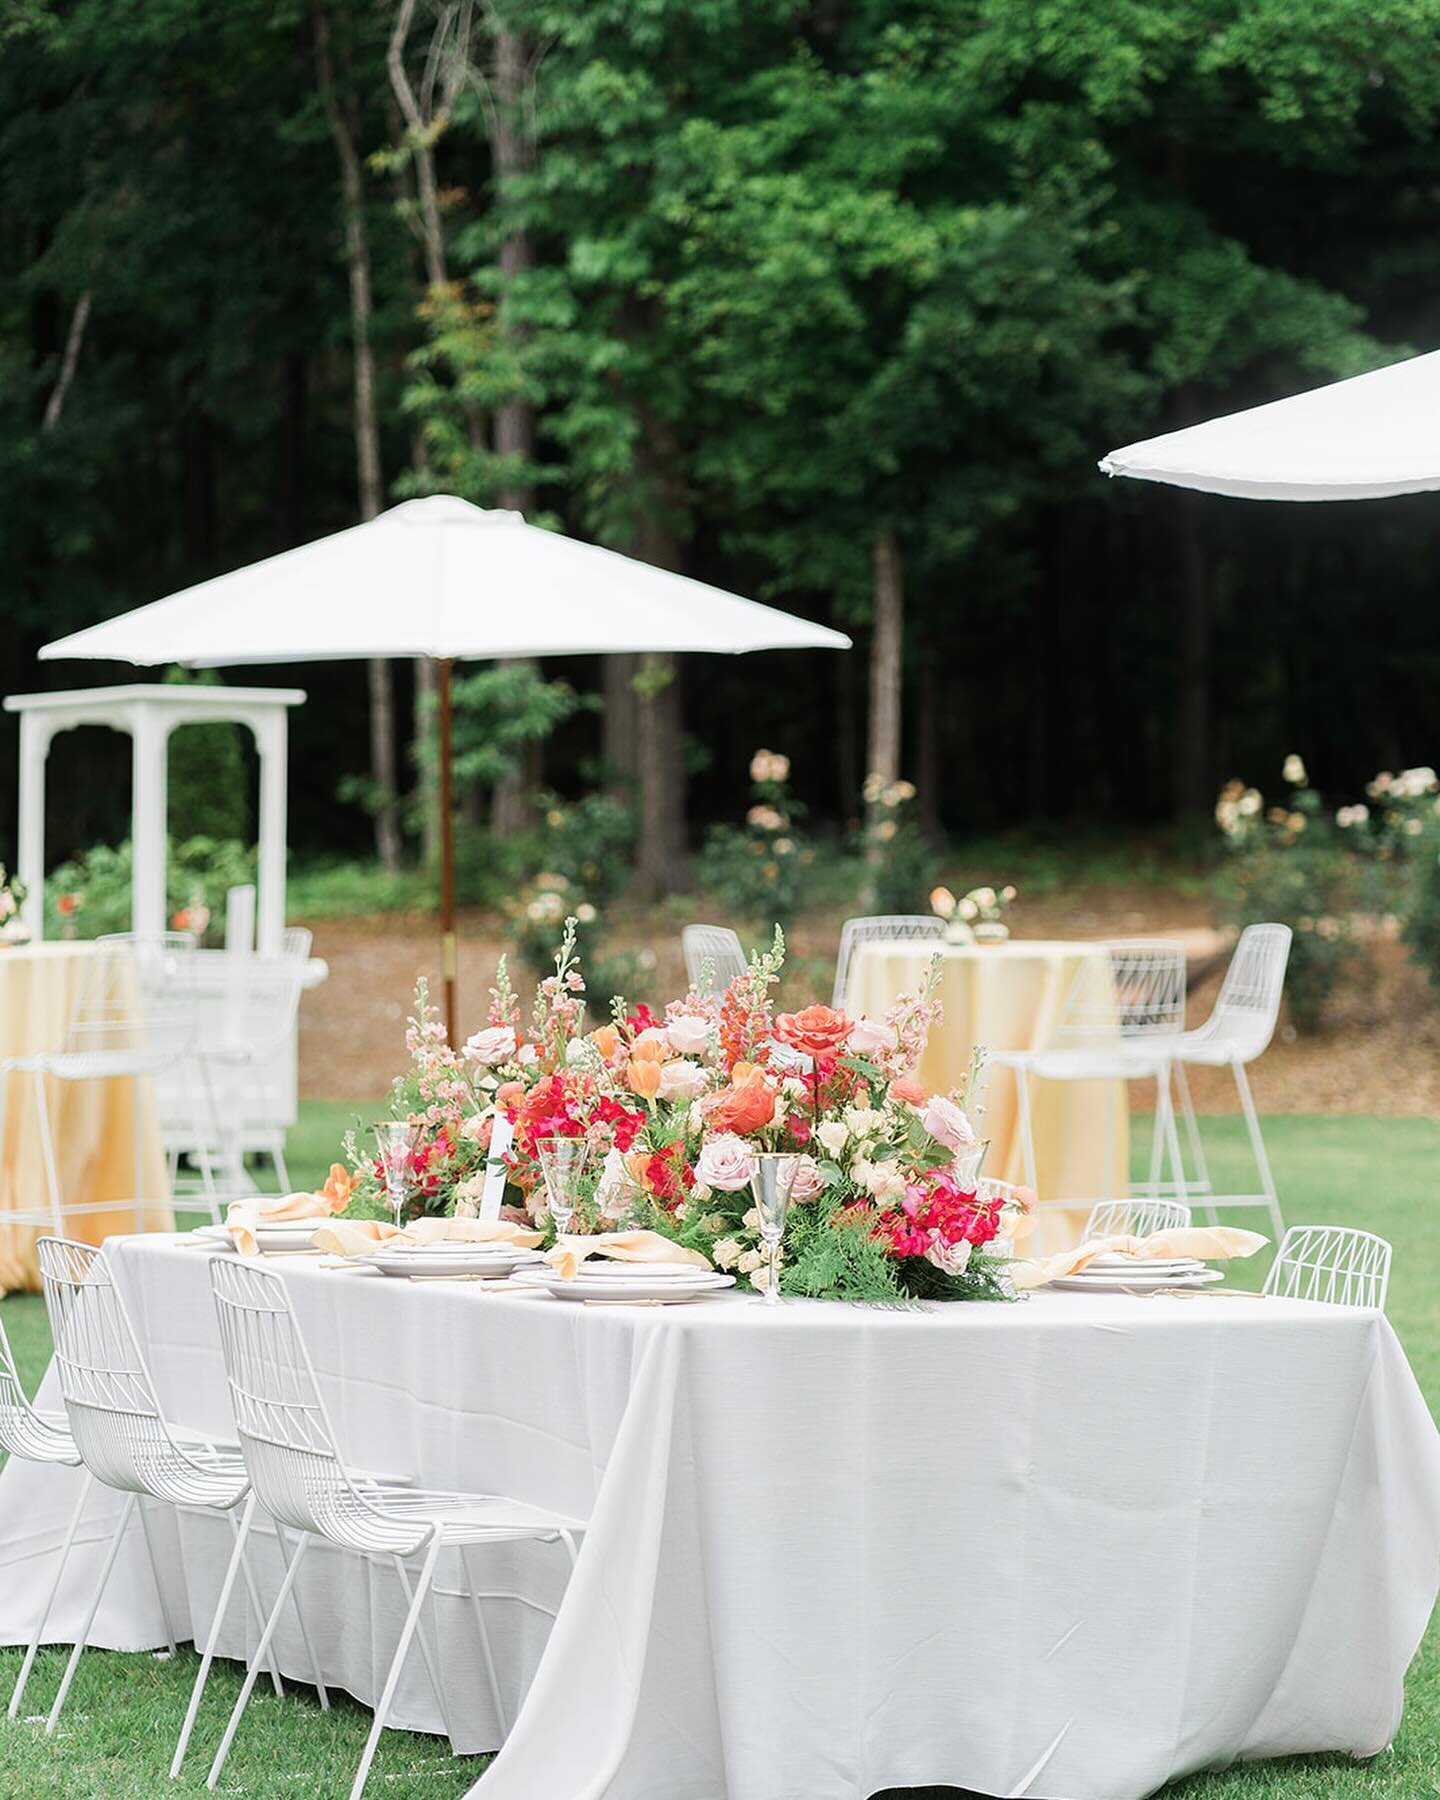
[0,1108,1435,1798]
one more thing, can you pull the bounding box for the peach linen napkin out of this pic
[545,1230,713,1281]
[311,1216,544,1258]
[225,1192,344,1257]
[1010,1226,1268,1291]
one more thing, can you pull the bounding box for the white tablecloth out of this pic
[1,1236,1437,1800]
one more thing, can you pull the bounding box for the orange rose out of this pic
[775,1004,851,1060]
[708,1074,776,1135]
[889,1076,927,1107]
[628,1058,663,1100]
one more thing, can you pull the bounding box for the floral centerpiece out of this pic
[346,920,1027,1303]
[930,883,1017,945]
[0,865,30,946]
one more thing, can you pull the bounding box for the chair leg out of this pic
[137,1497,178,1657]
[270,1139,291,1194]
[172,1495,256,1777]
[1173,1062,1213,1204]
[1156,1069,1188,1209]
[1013,1068,1039,1192]
[349,1536,442,1800]
[206,1534,311,1790]
[9,1471,93,1720]
[1233,1059,1284,1241]
[393,1548,458,1747]
[1143,1080,1165,1197]
[231,1514,286,1698]
[459,1544,507,1743]
[273,1520,329,1710]
[46,1492,136,1735]
[131,1075,146,1235]
[33,1068,64,1238]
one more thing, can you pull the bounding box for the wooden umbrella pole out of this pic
[437,656,458,1044]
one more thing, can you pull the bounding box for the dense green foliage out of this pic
[4,0,1440,869]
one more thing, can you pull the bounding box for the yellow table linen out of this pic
[1011,1225,1269,1290]
[0,943,171,1294]
[846,938,1127,1255]
[312,1216,544,1257]
[545,1230,713,1280]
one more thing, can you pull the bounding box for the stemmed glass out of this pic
[536,1136,592,1238]
[750,1153,800,1307]
[374,1120,422,1234]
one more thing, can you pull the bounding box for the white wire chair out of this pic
[831,914,944,1010]
[205,1257,586,1800]
[681,924,747,996]
[35,1237,322,1757]
[0,932,219,1234]
[194,954,312,1198]
[1161,924,1292,1242]
[986,939,1189,1206]
[1083,1198,1193,1241]
[1,1312,95,1720]
[1263,1226,1392,1310]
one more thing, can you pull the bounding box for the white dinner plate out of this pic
[510,1267,735,1302]
[551,1261,718,1281]
[1052,1269,1225,1292]
[1081,1255,1207,1274]
[366,1250,542,1279]
[191,1221,322,1254]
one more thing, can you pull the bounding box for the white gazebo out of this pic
[4,683,304,952]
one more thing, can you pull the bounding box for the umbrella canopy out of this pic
[1099,347,1440,502]
[39,495,851,1037]
[40,494,851,663]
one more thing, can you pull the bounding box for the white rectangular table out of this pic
[1,1236,1437,1800]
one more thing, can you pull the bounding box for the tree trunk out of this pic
[867,531,904,785]
[316,0,402,872]
[489,19,539,840]
[915,657,941,840]
[634,652,685,896]
[603,654,640,786]
[41,290,91,433]
[1173,493,1214,817]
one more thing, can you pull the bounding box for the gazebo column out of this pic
[16,714,52,942]
[253,712,288,955]
[131,705,170,937]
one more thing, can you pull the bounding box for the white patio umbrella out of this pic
[1099,346,1440,500]
[39,494,851,1035]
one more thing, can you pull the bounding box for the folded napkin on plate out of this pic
[1010,1225,1268,1292]
[225,1192,339,1257]
[311,1216,543,1258]
[545,1230,713,1281]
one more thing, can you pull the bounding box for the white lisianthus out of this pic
[462,1025,517,1067]
[781,1076,809,1102]
[816,1119,849,1157]
[665,1013,712,1056]
[843,1105,882,1138]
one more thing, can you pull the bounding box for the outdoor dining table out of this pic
[2,1235,1436,1800]
[0,943,170,1294]
[845,938,1129,1252]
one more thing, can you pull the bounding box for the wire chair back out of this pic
[64,931,200,1063]
[279,926,313,961]
[211,956,309,1059]
[37,1237,234,1503]
[832,915,944,1009]
[1083,1198,1193,1241]
[681,925,747,997]
[1056,939,1187,1047]
[1263,1225,1392,1310]
[208,1259,429,1554]
[0,1313,77,1465]
[1204,923,1292,1060]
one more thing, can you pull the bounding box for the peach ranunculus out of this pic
[319,1163,355,1214]
[774,1004,851,1061]
[889,1075,928,1108]
[707,1074,776,1135]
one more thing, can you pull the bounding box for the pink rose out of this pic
[695,1133,756,1193]
[789,1155,825,1202]
[463,1026,517,1066]
[846,1018,897,1058]
[921,1094,977,1154]
[666,1014,712,1056]
[658,1058,708,1102]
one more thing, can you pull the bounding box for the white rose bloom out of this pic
[923,1236,972,1276]
[462,1025,517,1067]
[737,1248,765,1275]
[665,1013,712,1056]
[816,1119,849,1157]
[712,1238,742,1270]
[658,1058,708,1102]
[742,1207,761,1233]
[695,1134,756,1193]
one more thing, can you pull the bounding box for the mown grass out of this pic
[0,1108,1435,1798]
